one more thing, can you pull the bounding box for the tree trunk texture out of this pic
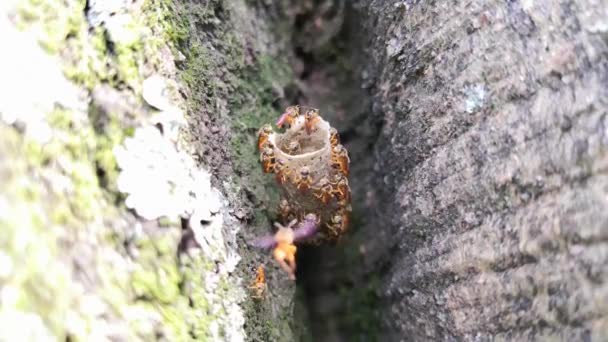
[301,0,608,341]
[2,0,607,340]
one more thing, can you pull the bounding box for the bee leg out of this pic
[276,256,296,280]
[285,255,296,280]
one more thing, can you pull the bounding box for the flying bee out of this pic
[330,173,351,204]
[294,166,313,192]
[327,210,350,238]
[329,127,340,147]
[276,105,300,128]
[304,108,321,135]
[249,265,267,300]
[330,144,350,176]
[257,124,273,151]
[313,177,334,204]
[284,140,301,155]
[260,147,276,173]
[274,159,292,185]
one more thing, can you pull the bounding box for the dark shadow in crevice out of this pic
[288,1,384,340]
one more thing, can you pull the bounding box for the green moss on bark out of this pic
[1,0,316,340]
[0,0,251,340]
[154,1,308,340]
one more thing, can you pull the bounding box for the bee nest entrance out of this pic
[269,116,332,185]
[258,108,351,243]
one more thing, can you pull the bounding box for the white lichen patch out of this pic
[0,0,247,340]
[115,75,246,341]
[0,311,55,342]
[145,75,186,143]
[114,125,218,221]
[143,75,177,111]
[386,37,405,58]
[0,11,83,143]
[464,84,487,114]
[86,0,141,46]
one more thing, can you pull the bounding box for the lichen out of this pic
[7,0,315,339]
[158,0,311,337]
[464,83,487,114]
[113,109,246,340]
[0,0,249,340]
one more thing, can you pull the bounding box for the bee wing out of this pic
[249,235,277,250]
[293,219,318,242]
[276,112,289,127]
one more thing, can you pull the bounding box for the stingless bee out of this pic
[313,177,334,204]
[260,146,276,173]
[330,144,350,176]
[327,210,350,238]
[249,265,267,300]
[250,215,320,280]
[329,127,340,147]
[278,198,294,223]
[304,108,321,135]
[330,173,351,204]
[274,159,292,185]
[276,105,300,128]
[257,124,273,151]
[294,166,313,192]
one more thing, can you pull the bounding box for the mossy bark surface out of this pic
[4,0,607,341]
[0,0,311,341]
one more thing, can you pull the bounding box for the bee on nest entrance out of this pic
[251,106,352,281]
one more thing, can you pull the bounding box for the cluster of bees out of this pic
[250,105,352,292]
[258,105,351,241]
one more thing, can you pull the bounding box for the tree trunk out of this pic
[302,0,608,340]
[1,0,607,341]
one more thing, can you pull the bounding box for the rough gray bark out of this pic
[331,0,608,340]
[8,0,604,340]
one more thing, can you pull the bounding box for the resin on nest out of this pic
[251,106,351,280]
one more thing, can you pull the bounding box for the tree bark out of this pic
[3,0,607,340]
[339,0,608,340]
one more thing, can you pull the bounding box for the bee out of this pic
[329,127,340,147]
[313,177,334,204]
[274,159,292,185]
[249,265,267,300]
[330,144,350,176]
[330,173,351,204]
[294,166,313,192]
[326,210,350,238]
[272,220,298,280]
[276,105,300,128]
[304,108,321,135]
[260,147,276,173]
[257,124,273,151]
[284,140,301,155]
[278,198,293,223]
[249,220,298,280]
